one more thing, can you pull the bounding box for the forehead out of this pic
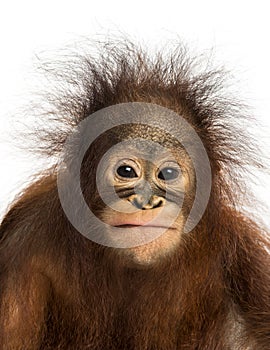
[102,124,188,163]
[108,124,184,148]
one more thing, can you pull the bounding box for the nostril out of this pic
[129,195,165,210]
[152,199,163,209]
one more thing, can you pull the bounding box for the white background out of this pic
[0,0,269,227]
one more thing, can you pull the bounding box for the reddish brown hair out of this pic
[0,39,269,349]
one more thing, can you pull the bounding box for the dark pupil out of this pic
[158,167,179,181]
[117,165,137,178]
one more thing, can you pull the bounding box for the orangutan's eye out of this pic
[158,167,179,181]
[117,165,138,179]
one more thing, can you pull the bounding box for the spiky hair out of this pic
[26,38,263,211]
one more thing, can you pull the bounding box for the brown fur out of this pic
[0,40,269,349]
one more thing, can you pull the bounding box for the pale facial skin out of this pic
[98,142,194,265]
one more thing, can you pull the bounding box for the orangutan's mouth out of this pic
[114,224,176,229]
